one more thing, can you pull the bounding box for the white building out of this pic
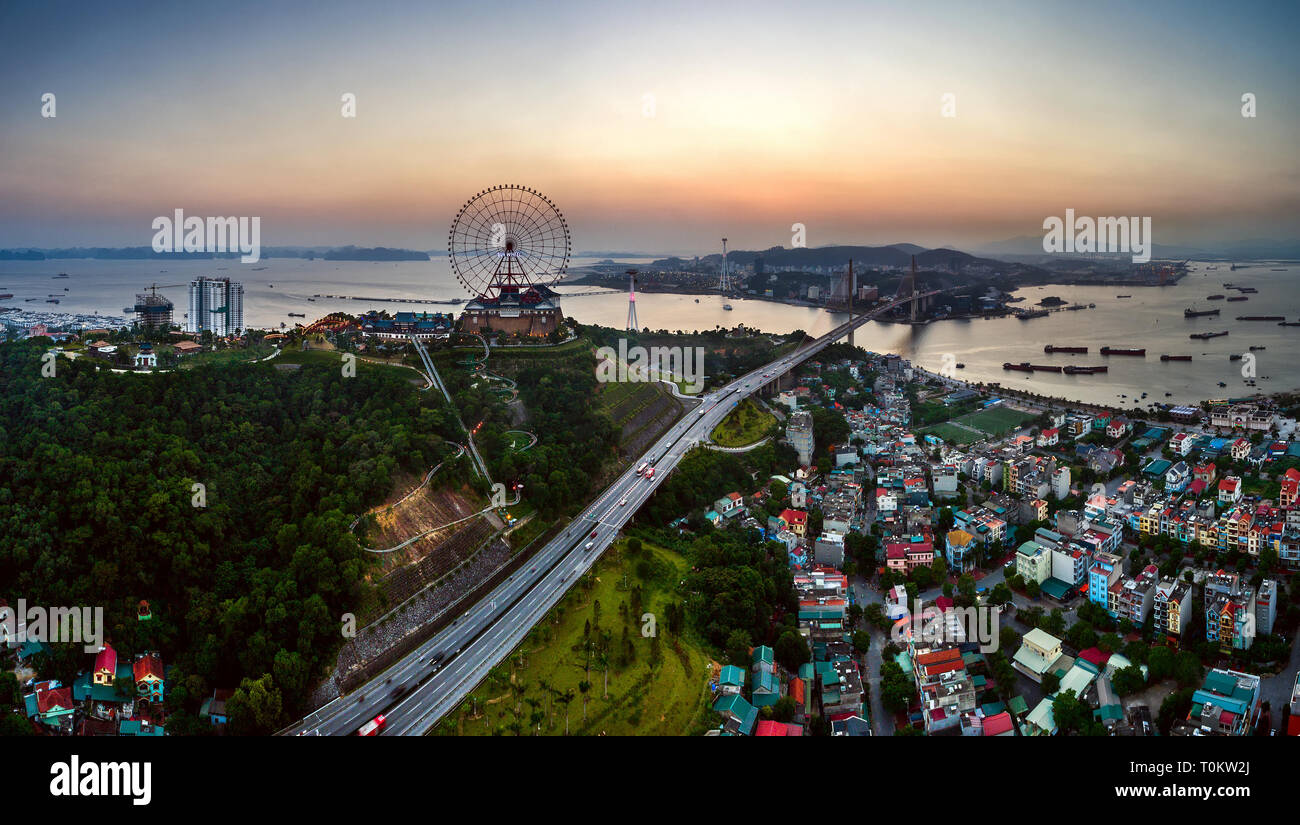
[1052,466,1071,500]
[187,276,244,336]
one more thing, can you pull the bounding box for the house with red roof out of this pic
[779,508,807,537]
[885,544,907,573]
[982,711,1015,737]
[1218,476,1242,505]
[133,652,165,702]
[1077,647,1111,669]
[1193,463,1217,485]
[753,720,803,736]
[1280,468,1300,508]
[25,684,76,728]
[93,644,117,686]
[1036,427,1059,448]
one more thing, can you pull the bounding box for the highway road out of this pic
[285,289,941,736]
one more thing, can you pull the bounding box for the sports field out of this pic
[922,405,1035,445]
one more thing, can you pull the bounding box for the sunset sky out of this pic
[1,0,1297,253]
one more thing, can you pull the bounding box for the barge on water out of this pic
[1190,330,1229,340]
[1063,365,1108,374]
[1043,345,1088,353]
[1100,346,1145,356]
[1160,354,1193,361]
[1236,315,1284,321]
[1184,308,1220,317]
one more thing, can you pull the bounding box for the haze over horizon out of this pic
[2,0,1297,253]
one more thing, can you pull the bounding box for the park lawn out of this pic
[710,398,775,447]
[273,348,419,376]
[436,540,714,736]
[176,342,276,369]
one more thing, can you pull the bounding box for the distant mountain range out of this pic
[976,235,1300,261]
[0,245,430,261]
[652,243,1022,273]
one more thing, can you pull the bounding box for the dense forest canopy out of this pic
[0,339,460,723]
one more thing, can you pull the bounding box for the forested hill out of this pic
[0,339,461,731]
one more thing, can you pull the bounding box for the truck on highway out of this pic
[635,462,648,476]
[357,714,386,736]
[644,467,655,479]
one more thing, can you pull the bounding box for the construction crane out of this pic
[142,282,186,295]
[130,283,186,329]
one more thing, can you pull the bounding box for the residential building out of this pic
[1016,540,1051,585]
[187,276,244,336]
[945,529,977,574]
[1012,628,1064,683]
[787,411,814,467]
[1174,669,1261,736]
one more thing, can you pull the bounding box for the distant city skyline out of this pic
[2,0,1297,252]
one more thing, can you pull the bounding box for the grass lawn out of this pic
[178,343,275,369]
[961,405,1037,434]
[435,539,715,736]
[710,398,775,447]
[923,405,1036,445]
[924,422,985,445]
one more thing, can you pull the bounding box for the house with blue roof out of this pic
[717,665,746,695]
[713,693,758,735]
[750,669,781,707]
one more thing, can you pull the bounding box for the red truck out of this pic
[644,467,655,479]
[357,714,386,736]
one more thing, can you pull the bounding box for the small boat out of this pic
[955,363,965,369]
[1218,382,1227,387]
[1249,345,1265,351]
[1116,294,1132,298]
[694,298,699,303]
[722,304,733,310]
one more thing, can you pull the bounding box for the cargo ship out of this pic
[0,293,12,299]
[1030,364,1063,373]
[1184,308,1220,317]
[1043,345,1088,353]
[1226,296,1248,302]
[1160,354,1192,361]
[1236,315,1283,321]
[1003,362,1034,372]
[1280,321,1300,327]
[1100,346,1145,356]
[1206,294,1225,300]
[1190,331,1228,340]
[1063,365,1108,374]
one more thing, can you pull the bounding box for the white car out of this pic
[619,497,628,506]
[585,541,595,550]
